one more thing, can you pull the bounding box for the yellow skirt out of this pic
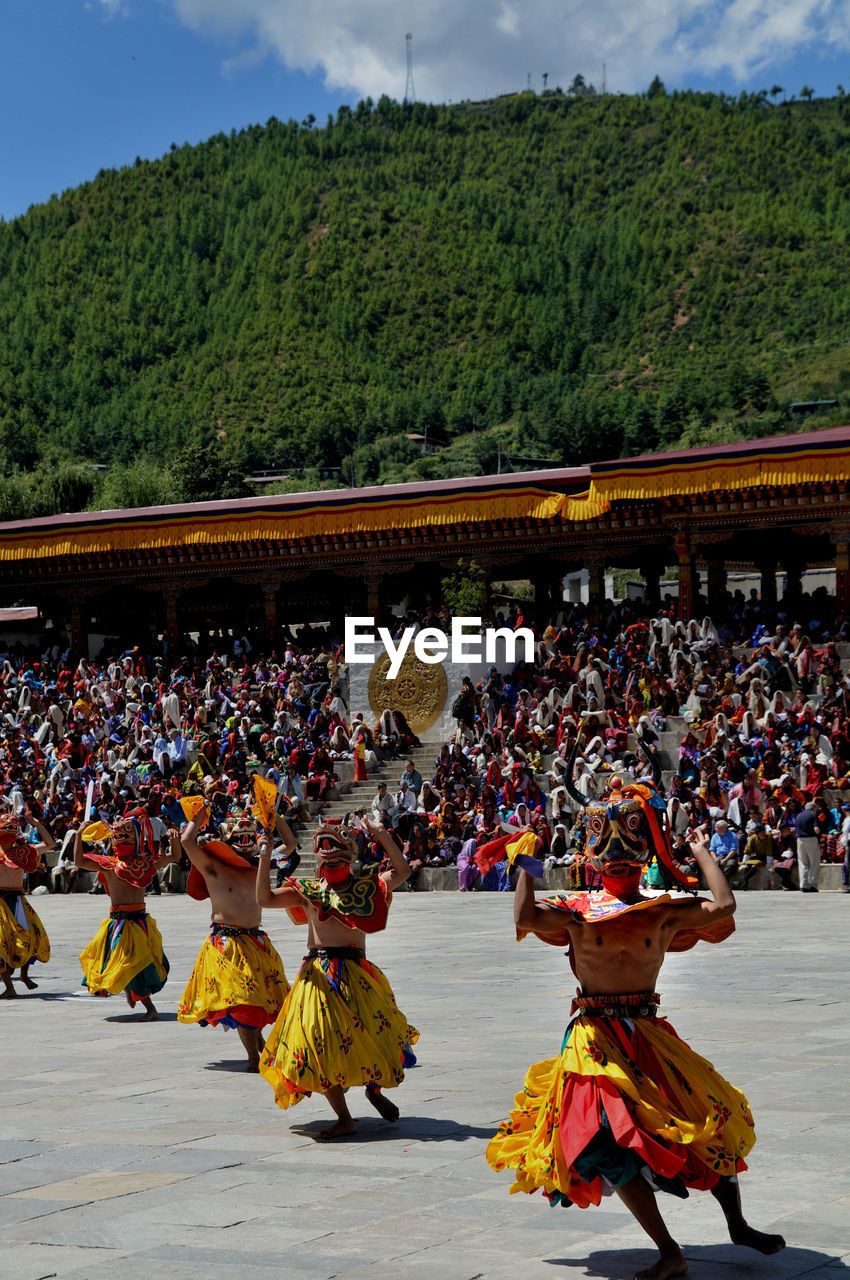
[178,927,290,1030]
[259,951,419,1109]
[0,893,50,969]
[80,911,169,1001]
[487,1012,755,1208]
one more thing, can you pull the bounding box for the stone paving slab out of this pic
[1,893,848,1279]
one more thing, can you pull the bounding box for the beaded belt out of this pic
[570,990,660,1019]
[307,946,365,961]
[211,924,264,939]
[109,908,147,922]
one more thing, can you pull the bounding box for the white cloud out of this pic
[496,4,520,38]
[155,1,850,101]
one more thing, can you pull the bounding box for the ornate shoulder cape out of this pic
[0,841,40,874]
[284,875,390,933]
[84,849,158,890]
[519,889,735,952]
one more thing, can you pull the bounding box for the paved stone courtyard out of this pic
[2,892,848,1280]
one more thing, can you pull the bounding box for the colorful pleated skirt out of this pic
[0,891,50,969]
[259,948,419,1110]
[487,1001,755,1208]
[79,907,169,1002]
[178,925,289,1030]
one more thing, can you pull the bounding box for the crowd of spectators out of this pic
[2,580,849,896]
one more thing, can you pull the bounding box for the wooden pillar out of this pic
[834,527,850,618]
[164,588,180,657]
[705,557,727,613]
[69,594,87,661]
[639,559,663,612]
[423,564,445,612]
[758,558,777,609]
[586,553,605,613]
[550,566,565,610]
[364,572,382,624]
[533,564,562,614]
[782,555,804,603]
[262,578,280,643]
[675,533,696,622]
[533,571,548,613]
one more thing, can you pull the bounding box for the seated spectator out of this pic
[738,821,774,890]
[51,833,79,893]
[709,818,739,884]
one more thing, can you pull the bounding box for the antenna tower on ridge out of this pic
[405,33,416,102]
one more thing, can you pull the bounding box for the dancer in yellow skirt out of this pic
[487,753,785,1280]
[256,818,418,1139]
[75,814,180,1020]
[0,812,54,997]
[178,811,293,1071]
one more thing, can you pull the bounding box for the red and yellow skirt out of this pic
[178,925,289,1030]
[259,947,418,1110]
[487,994,755,1208]
[80,905,168,1003]
[0,891,50,969]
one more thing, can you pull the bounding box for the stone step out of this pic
[63,860,847,894]
[405,862,846,892]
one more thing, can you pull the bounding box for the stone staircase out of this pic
[627,716,686,792]
[292,744,438,876]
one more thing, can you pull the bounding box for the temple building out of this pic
[0,426,848,656]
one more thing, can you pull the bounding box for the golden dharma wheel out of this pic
[367,649,448,736]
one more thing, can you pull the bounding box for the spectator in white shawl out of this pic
[667,796,690,836]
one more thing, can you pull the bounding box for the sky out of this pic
[2,0,850,221]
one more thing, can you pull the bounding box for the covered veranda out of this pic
[0,426,849,657]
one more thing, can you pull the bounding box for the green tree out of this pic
[168,443,255,504]
[31,459,98,517]
[92,459,174,511]
[441,559,488,616]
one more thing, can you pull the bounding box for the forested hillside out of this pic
[2,86,850,517]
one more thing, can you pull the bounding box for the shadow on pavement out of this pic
[546,1244,848,1278]
[290,1115,496,1143]
[28,990,87,1000]
[104,1011,179,1022]
[204,1060,260,1073]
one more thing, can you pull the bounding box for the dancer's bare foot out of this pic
[318,1118,358,1140]
[366,1089,399,1124]
[18,970,38,990]
[237,1026,264,1071]
[635,1247,688,1280]
[729,1224,786,1254]
[142,1007,159,1021]
[711,1179,785,1256]
[0,986,17,999]
[125,991,135,1009]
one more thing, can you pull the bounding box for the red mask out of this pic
[320,861,352,886]
[600,863,643,897]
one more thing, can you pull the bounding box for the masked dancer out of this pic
[0,813,53,997]
[487,736,785,1280]
[256,818,418,1139]
[178,811,296,1071]
[75,812,179,1020]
